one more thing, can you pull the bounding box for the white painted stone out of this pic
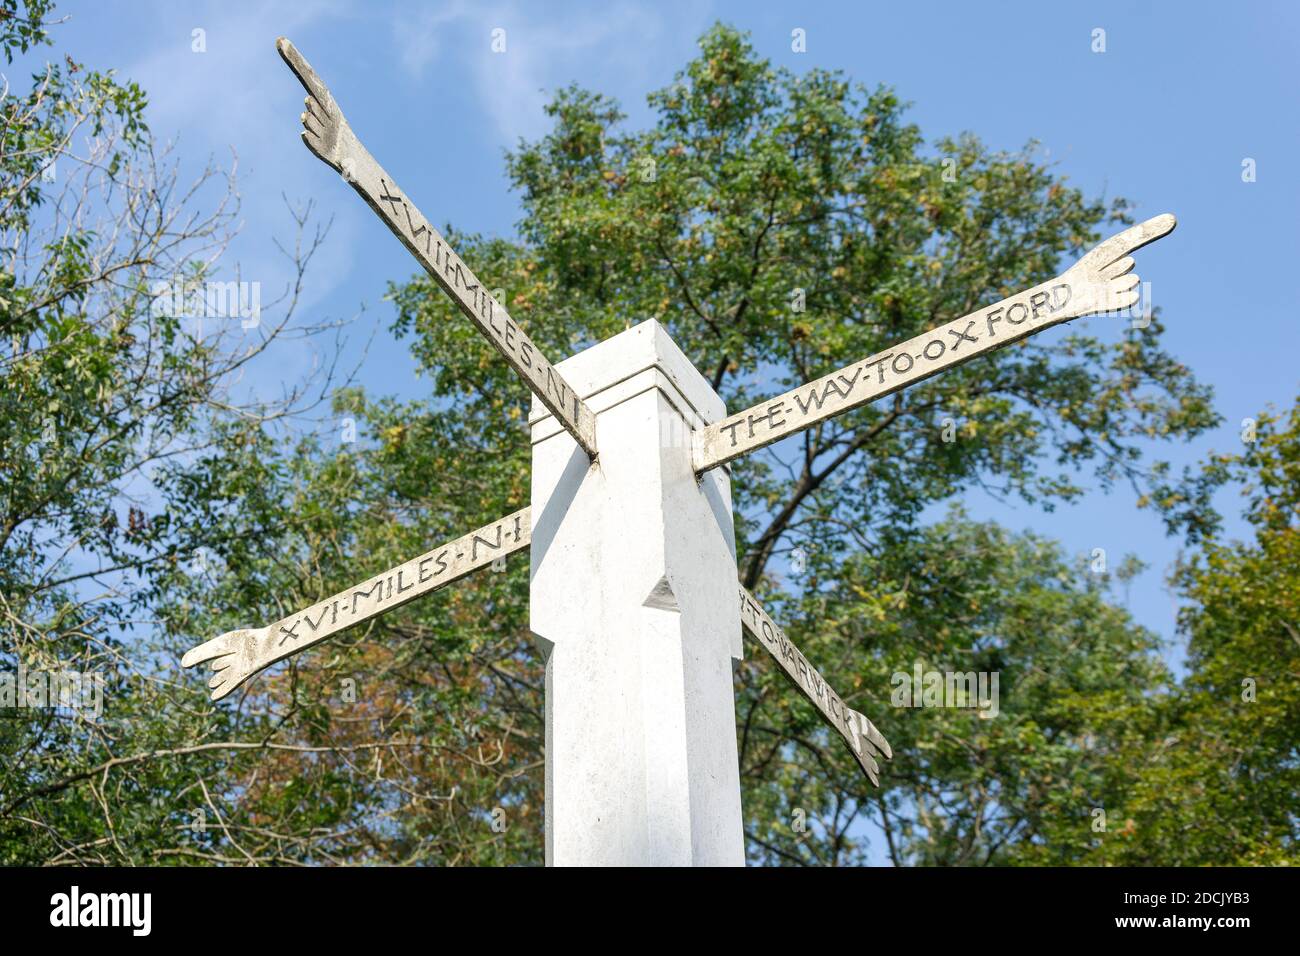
[529,320,744,866]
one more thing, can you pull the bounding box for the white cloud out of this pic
[103,0,711,396]
[377,0,706,143]
[391,0,469,78]
[127,0,346,154]
[468,1,684,142]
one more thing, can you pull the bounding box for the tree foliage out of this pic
[1089,398,1300,865]
[373,24,1217,864]
[0,0,337,864]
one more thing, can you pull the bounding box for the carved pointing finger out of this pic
[1099,256,1135,281]
[276,37,332,107]
[1113,288,1141,310]
[851,710,892,761]
[860,714,892,759]
[181,627,265,701]
[278,37,353,176]
[1111,271,1141,293]
[181,633,233,668]
[301,130,325,157]
[1080,213,1177,272]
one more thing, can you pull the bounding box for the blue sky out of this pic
[18,0,1300,856]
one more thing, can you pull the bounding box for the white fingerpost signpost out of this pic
[181,38,1179,868]
[530,321,745,865]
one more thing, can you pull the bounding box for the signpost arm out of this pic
[738,584,891,786]
[695,215,1177,472]
[275,38,599,459]
[182,509,531,700]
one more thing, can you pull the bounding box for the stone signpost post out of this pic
[182,37,1178,867]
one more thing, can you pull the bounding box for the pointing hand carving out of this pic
[1061,213,1177,319]
[181,626,270,701]
[277,37,359,180]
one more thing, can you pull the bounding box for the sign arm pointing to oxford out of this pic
[275,38,599,459]
[694,214,1177,473]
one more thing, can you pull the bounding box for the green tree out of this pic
[741,510,1172,865]
[1081,398,1300,865]
[0,0,334,864]
[388,24,1215,864]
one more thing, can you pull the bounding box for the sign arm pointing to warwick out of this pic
[739,585,891,785]
[275,38,599,459]
[694,214,1177,473]
[182,509,531,700]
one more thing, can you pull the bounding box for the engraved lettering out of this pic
[350,579,384,614]
[946,320,978,350]
[377,179,404,215]
[471,525,503,561]
[1029,290,1050,320]
[1051,283,1072,311]
[986,307,1004,337]
[402,203,427,241]
[278,620,302,646]
[545,365,566,404]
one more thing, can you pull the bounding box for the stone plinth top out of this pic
[529,320,726,444]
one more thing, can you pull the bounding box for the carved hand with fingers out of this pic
[181,625,271,701]
[277,37,361,180]
[1060,213,1177,318]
